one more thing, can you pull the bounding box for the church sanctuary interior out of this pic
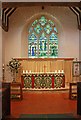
[0,1,81,119]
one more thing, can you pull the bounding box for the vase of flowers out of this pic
[7,58,21,82]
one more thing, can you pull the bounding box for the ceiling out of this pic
[1,0,81,2]
[1,2,81,31]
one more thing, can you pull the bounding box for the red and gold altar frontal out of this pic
[21,72,65,89]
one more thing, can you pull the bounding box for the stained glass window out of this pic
[28,16,58,58]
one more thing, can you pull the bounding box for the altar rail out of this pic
[21,73,65,89]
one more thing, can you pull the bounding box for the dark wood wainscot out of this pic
[2,82,11,118]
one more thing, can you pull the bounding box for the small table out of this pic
[69,82,77,100]
[10,82,23,100]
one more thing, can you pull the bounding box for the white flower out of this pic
[7,58,21,73]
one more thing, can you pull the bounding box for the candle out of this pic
[62,70,64,73]
[58,70,60,73]
[29,70,31,73]
[55,70,57,73]
[23,70,25,74]
[3,64,5,70]
[26,70,28,74]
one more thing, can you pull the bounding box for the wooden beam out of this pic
[78,24,81,30]
[2,8,16,32]
[70,7,81,30]
[7,8,16,18]
[2,2,81,8]
[6,8,16,31]
[2,22,8,32]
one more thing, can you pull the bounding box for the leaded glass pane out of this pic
[34,24,42,34]
[28,33,37,58]
[39,16,47,26]
[28,42,38,58]
[29,27,33,34]
[49,32,58,57]
[48,20,54,26]
[28,15,58,58]
[50,33,58,40]
[54,27,58,33]
[28,33,37,41]
[39,33,48,58]
[32,20,38,26]
[44,24,52,34]
[49,42,58,57]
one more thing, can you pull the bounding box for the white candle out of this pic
[29,70,31,73]
[55,70,57,73]
[23,70,25,74]
[3,64,5,70]
[26,70,28,74]
[58,70,60,73]
[62,70,64,73]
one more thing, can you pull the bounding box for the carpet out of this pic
[19,114,78,120]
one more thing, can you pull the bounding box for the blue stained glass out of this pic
[50,33,58,41]
[29,33,37,41]
[28,42,37,58]
[39,16,47,26]
[54,27,58,33]
[44,24,52,34]
[34,24,42,34]
[31,47,34,56]
[29,27,33,34]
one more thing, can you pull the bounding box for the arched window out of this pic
[28,16,58,58]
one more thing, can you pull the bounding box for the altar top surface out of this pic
[22,72,64,74]
[15,58,74,61]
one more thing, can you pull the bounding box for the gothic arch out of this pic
[21,13,63,58]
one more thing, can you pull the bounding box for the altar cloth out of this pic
[21,73,65,89]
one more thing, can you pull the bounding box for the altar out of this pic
[16,58,73,90]
[21,72,65,89]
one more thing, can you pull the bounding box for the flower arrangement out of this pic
[7,58,21,82]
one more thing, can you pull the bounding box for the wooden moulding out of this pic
[2,2,81,8]
[14,58,74,61]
